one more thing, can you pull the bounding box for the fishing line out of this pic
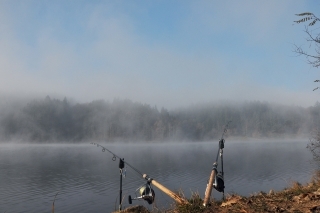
[221,121,231,140]
[157,187,171,208]
[220,121,231,176]
[215,121,231,163]
[90,142,144,177]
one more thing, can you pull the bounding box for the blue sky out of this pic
[1,1,320,108]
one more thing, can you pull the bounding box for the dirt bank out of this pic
[116,171,320,213]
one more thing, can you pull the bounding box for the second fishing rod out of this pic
[203,121,231,207]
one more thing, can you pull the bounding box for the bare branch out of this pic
[308,133,320,162]
[304,26,320,44]
[297,12,320,166]
[293,17,320,69]
[293,44,320,59]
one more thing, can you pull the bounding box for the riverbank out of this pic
[117,171,320,213]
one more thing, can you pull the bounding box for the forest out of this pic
[0,96,319,143]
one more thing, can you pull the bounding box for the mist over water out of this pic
[0,140,317,213]
[0,97,319,143]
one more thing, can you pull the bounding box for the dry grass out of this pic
[120,171,320,213]
[112,205,150,213]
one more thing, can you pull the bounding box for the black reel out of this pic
[213,173,225,193]
[219,139,225,149]
[128,183,155,205]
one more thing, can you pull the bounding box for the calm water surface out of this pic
[0,140,317,212]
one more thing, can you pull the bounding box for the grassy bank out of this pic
[117,171,320,213]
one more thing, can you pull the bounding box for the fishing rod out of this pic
[52,192,59,213]
[90,143,129,211]
[90,142,188,207]
[203,121,231,207]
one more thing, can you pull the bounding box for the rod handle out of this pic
[203,169,216,206]
[143,174,188,204]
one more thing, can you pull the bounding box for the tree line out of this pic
[0,96,319,143]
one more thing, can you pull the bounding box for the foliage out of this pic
[294,12,319,25]
[0,97,319,143]
[294,12,320,71]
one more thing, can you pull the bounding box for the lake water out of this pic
[0,140,318,213]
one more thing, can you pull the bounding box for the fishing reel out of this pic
[219,139,225,149]
[128,182,155,205]
[213,172,225,193]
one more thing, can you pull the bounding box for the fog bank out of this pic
[0,97,318,143]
